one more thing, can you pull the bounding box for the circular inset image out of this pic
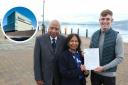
[1,6,38,43]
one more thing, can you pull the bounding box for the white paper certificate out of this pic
[84,48,100,70]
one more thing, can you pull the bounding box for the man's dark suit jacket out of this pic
[34,33,66,85]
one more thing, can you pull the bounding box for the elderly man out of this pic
[34,20,66,85]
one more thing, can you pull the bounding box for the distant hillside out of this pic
[38,20,128,31]
[61,20,128,30]
[112,20,128,31]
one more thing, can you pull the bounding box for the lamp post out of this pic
[42,0,45,34]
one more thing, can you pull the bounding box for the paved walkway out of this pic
[0,30,37,85]
[0,39,36,85]
[0,31,128,85]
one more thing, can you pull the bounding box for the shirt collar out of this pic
[100,27,111,33]
[50,36,57,41]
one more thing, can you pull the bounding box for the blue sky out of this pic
[2,7,37,28]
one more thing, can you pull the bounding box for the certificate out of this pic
[84,48,100,70]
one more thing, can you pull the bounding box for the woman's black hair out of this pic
[65,34,81,52]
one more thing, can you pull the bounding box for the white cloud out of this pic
[0,0,128,23]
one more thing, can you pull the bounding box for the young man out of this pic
[34,20,66,85]
[90,9,124,85]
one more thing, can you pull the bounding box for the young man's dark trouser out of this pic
[91,71,116,85]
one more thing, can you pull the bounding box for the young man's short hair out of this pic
[100,9,113,16]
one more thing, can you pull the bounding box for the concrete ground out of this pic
[0,30,128,85]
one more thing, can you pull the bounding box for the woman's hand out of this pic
[80,65,86,71]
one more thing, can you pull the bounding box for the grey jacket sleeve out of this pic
[34,37,43,80]
[103,34,124,70]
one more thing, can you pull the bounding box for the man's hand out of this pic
[36,80,44,85]
[94,66,104,73]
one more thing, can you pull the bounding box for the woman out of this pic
[59,34,87,85]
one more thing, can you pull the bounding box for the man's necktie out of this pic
[52,38,56,51]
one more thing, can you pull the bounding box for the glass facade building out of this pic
[4,11,33,32]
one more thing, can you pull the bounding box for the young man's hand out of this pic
[36,80,44,85]
[94,66,104,73]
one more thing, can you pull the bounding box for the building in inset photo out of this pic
[4,11,33,32]
[2,7,37,42]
